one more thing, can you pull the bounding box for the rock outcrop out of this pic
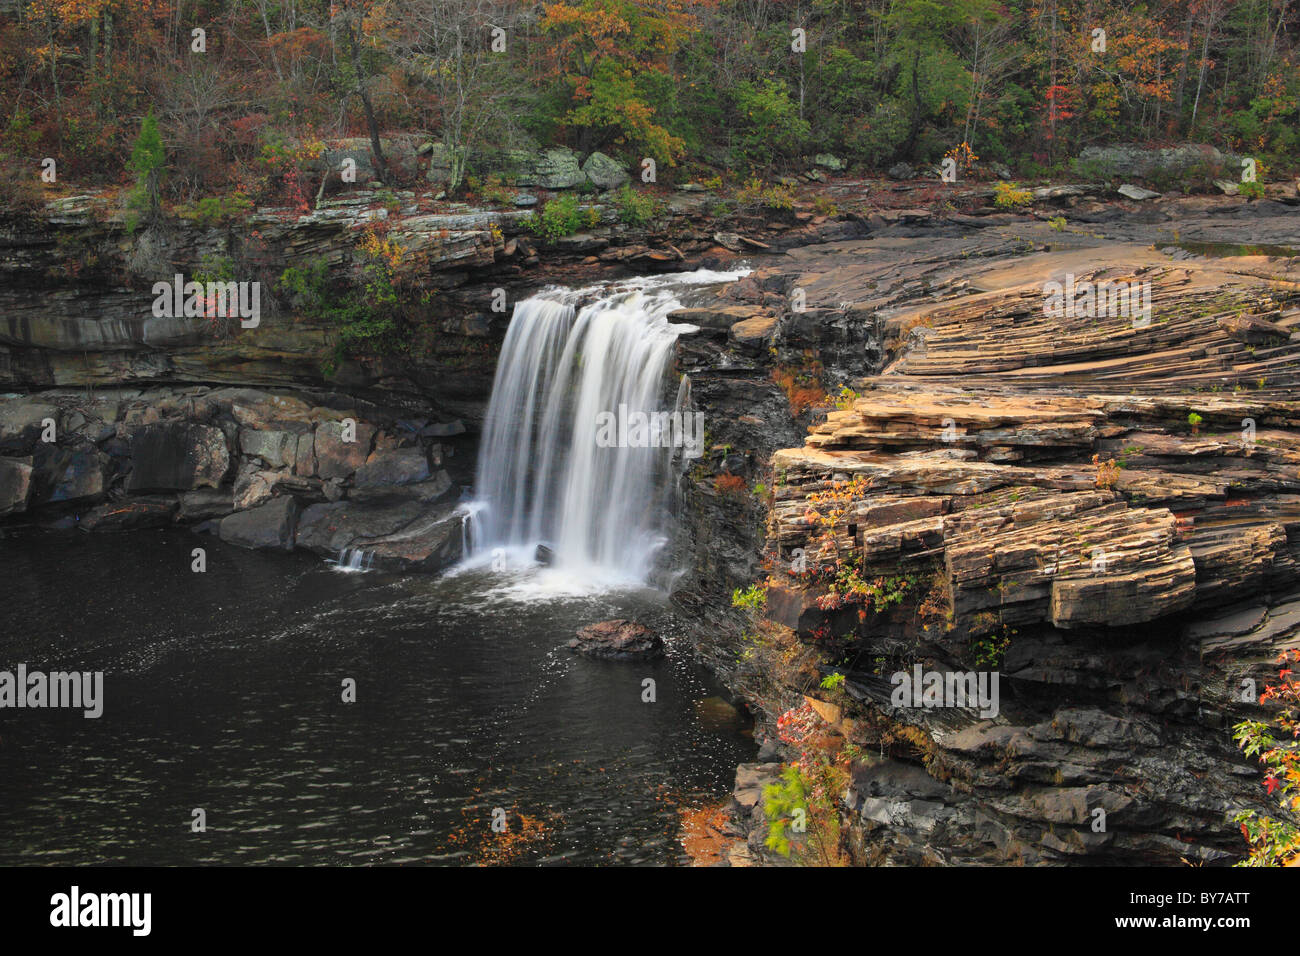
[0,385,469,572]
[668,213,1300,865]
[568,620,665,660]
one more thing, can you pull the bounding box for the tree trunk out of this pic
[345,19,389,185]
[904,47,921,157]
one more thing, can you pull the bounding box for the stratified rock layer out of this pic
[676,220,1300,865]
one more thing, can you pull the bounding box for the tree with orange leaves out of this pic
[540,0,693,163]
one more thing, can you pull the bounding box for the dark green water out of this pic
[0,528,753,865]
[1161,240,1300,258]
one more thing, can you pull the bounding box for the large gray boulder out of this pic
[424,142,455,185]
[238,427,301,469]
[313,420,375,480]
[322,137,377,185]
[353,447,430,487]
[1118,184,1161,201]
[0,402,59,444]
[528,148,586,189]
[219,495,300,551]
[320,134,423,189]
[581,152,629,190]
[126,422,229,492]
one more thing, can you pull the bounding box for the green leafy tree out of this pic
[125,110,165,228]
[886,0,995,159]
[732,79,809,168]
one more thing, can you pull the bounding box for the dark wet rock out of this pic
[360,500,464,571]
[296,498,425,554]
[0,457,33,515]
[568,619,664,660]
[178,487,235,521]
[348,471,451,504]
[218,495,300,551]
[126,422,229,492]
[353,447,430,487]
[79,496,178,531]
[29,443,105,505]
[534,543,555,565]
[421,420,466,438]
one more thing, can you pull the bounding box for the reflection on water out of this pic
[0,528,753,865]
[1160,240,1300,258]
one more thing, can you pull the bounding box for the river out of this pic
[0,527,754,865]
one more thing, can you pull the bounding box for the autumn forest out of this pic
[2,0,1298,210]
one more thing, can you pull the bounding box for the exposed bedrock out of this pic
[665,215,1300,864]
[0,385,470,571]
[0,188,862,421]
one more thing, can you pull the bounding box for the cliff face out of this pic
[667,201,1300,865]
[0,384,473,569]
[0,188,860,420]
[5,183,1300,865]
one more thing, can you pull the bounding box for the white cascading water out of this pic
[467,269,746,587]
[334,547,373,572]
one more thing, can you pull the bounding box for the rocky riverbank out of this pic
[666,202,1300,865]
[5,162,1300,866]
[0,385,470,570]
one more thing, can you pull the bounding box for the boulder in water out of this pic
[568,619,664,660]
[219,495,300,551]
[534,543,555,565]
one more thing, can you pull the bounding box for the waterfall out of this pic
[467,269,746,586]
[334,547,373,572]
